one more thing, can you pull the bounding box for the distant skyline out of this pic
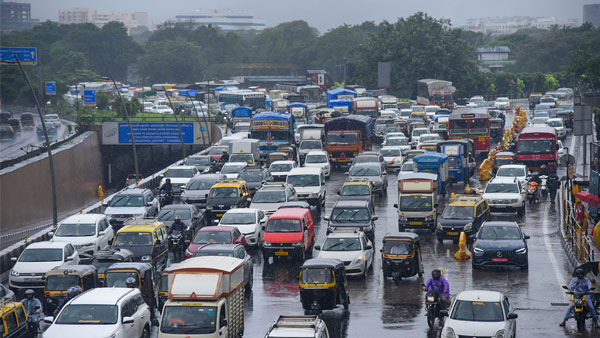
[23,0,600,33]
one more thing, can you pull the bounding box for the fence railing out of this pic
[561,184,597,264]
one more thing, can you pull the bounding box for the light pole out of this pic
[163,87,187,159]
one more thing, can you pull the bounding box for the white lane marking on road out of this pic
[542,202,567,293]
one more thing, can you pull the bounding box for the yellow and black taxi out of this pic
[0,301,29,338]
[43,265,98,315]
[436,194,490,243]
[111,219,168,272]
[337,178,375,212]
[206,179,251,220]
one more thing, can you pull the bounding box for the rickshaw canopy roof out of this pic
[301,258,345,270]
[92,248,134,260]
[383,232,420,242]
[231,106,253,118]
[46,264,97,276]
[287,103,308,109]
[106,262,153,274]
[397,173,438,182]
[413,152,449,164]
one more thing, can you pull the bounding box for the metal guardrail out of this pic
[561,184,597,264]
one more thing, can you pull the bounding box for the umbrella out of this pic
[575,192,600,207]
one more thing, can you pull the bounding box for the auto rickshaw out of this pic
[381,232,424,283]
[404,149,425,162]
[157,263,181,311]
[43,265,98,315]
[89,248,134,285]
[299,258,350,314]
[493,151,516,171]
[409,121,426,135]
[104,262,156,310]
[431,128,448,140]
[276,145,297,163]
[268,152,289,166]
[396,120,409,136]
[490,118,504,140]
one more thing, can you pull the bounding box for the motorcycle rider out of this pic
[171,216,186,257]
[424,269,450,309]
[21,289,42,332]
[221,150,230,163]
[160,178,174,205]
[54,286,82,315]
[559,268,600,327]
[527,172,541,202]
[546,171,561,203]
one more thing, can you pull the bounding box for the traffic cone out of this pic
[454,231,471,260]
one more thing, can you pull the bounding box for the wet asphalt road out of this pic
[151,101,596,337]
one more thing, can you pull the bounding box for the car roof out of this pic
[351,162,380,168]
[449,195,484,206]
[118,222,163,232]
[306,150,327,156]
[115,188,147,195]
[167,165,196,170]
[498,164,526,169]
[224,208,258,214]
[26,241,69,249]
[258,183,289,191]
[161,204,194,210]
[326,230,362,238]
[195,243,241,252]
[190,174,225,180]
[199,226,235,232]
[223,162,247,166]
[288,167,322,175]
[481,221,519,228]
[270,208,310,219]
[488,177,518,184]
[71,288,136,305]
[61,213,105,224]
[333,200,370,208]
[271,160,296,165]
[456,290,503,302]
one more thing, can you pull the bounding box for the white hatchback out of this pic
[303,151,331,177]
[315,230,374,278]
[441,290,517,338]
[51,213,114,255]
[495,164,529,188]
[217,208,267,246]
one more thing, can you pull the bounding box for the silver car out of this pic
[347,163,388,197]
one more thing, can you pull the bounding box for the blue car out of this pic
[472,221,529,270]
[36,122,57,139]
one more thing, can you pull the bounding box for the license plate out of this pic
[478,136,487,141]
[447,232,458,236]
[409,221,422,225]
[216,213,224,217]
[492,258,509,262]
[275,251,288,256]
[495,205,506,208]
[24,278,37,282]
[338,159,348,162]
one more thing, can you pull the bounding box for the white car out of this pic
[265,315,330,338]
[399,109,412,120]
[441,290,517,338]
[411,127,430,144]
[384,136,411,153]
[303,150,331,177]
[495,164,529,187]
[398,160,414,176]
[142,101,154,113]
[150,104,174,114]
[424,105,440,119]
[9,241,80,291]
[220,161,247,179]
[44,114,60,124]
[269,160,297,182]
[528,116,548,127]
[315,230,374,278]
[545,118,566,139]
[380,110,399,120]
[416,133,442,148]
[217,208,267,246]
[250,183,298,216]
[494,97,510,110]
[470,95,485,103]
[50,214,114,255]
[103,188,159,229]
[42,288,151,338]
[380,147,404,170]
[159,165,200,194]
[482,177,526,216]
[286,167,326,211]
[383,132,405,143]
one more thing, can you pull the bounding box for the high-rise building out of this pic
[1,0,39,32]
[171,8,266,31]
[461,16,579,36]
[58,7,148,34]
[583,4,600,27]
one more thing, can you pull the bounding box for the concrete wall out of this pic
[0,132,104,233]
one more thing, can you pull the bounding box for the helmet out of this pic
[126,277,136,285]
[175,216,181,222]
[432,269,441,279]
[166,178,171,183]
[25,289,35,295]
[575,268,584,277]
[67,286,82,296]
[541,165,547,170]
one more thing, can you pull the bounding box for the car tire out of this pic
[517,203,525,217]
[437,237,444,244]
[140,325,150,338]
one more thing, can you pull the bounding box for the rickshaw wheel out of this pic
[343,293,350,310]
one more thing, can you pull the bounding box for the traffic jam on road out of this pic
[4,82,600,338]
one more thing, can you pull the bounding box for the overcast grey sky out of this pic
[27,0,600,33]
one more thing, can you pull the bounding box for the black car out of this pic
[0,112,11,124]
[0,125,15,141]
[184,155,218,173]
[277,201,311,210]
[192,243,253,290]
[7,118,21,133]
[472,221,529,270]
[238,168,273,194]
[324,200,377,242]
[156,203,207,238]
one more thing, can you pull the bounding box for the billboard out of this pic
[102,122,210,145]
[378,62,391,89]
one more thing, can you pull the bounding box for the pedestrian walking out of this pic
[546,172,560,203]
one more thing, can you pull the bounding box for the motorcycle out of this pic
[170,230,184,263]
[526,181,540,204]
[159,191,173,207]
[540,175,548,198]
[425,290,445,328]
[562,285,595,331]
[27,306,41,338]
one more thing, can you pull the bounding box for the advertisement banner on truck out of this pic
[251,120,289,130]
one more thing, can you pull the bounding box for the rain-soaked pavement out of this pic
[153,101,596,337]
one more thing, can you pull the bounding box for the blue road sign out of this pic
[83,89,96,106]
[118,122,195,144]
[0,47,37,65]
[45,81,56,95]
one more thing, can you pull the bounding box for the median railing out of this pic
[561,183,597,265]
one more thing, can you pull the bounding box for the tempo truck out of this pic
[394,173,438,232]
[324,115,374,169]
[228,138,260,165]
[158,256,245,338]
[416,79,456,110]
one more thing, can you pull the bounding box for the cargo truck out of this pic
[324,115,374,168]
[158,256,245,338]
[228,138,260,165]
[353,97,379,118]
[394,173,438,232]
[416,79,456,110]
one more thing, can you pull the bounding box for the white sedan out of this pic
[494,97,510,110]
[150,104,174,114]
[315,230,374,278]
[545,118,566,139]
[495,164,528,188]
[379,147,403,170]
[441,290,517,338]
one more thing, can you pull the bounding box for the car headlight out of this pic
[445,327,455,338]
[185,249,192,256]
[141,255,151,262]
[400,216,408,221]
[516,247,527,254]
[292,241,302,247]
[473,247,484,253]
[495,329,505,338]
[424,216,433,221]
[263,241,272,246]
[10,270,20,277]
[509,199,518,203]
[463,223,473,231]
[354,255,363,263]
[206,205,213,210]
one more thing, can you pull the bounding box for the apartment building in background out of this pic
[461,16,579,36]
[58,7,148,34]
[170,8,266,31]
[584,4,600,27]
[1,0,39,32]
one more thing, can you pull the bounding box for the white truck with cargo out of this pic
[393,173,438,232]
[158,256,245,338]
[228,138,260,165]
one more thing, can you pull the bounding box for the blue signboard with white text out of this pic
[0,47,37,64]
[83,89,96,106]
[45,81,56,95]
[117,122,194,144]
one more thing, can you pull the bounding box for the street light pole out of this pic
[163,87,187,159]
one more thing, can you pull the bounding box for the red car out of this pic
[206,146,229,161]
[184,226,247,258]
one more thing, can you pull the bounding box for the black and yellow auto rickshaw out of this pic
[43,265,98,315]
[431,128,448,140]
[396,120,409,137]
[89,248,134,285]
[493,151,516,171]
[276,145,297,162]
[104,262,156,310]
[489,118,504,140]
[268,152,289,166]
[381,232,424,283]
[157,263,181,311]
[299,258,350,314]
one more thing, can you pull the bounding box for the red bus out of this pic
[448,109,490,157]
[516,126,558,173]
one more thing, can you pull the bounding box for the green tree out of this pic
[96,92,110,110]
[544,74,560,92]
[113,97,142,118]
[137,38,207,83]
[515,78,525,97]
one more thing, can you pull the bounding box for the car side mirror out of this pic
[65,257,73,262]
[345,172,349,175]
[393,204,398,209]
[48,231,54,236]
[10,257,17,262]
[365,245,373,250]
[146,201,153,206]
[507,313,518,320]
[247,197,252,202]
[314,245,321,250]
[372,216,378,221]
[42,316,54,324]
[469,234,477,239]
[524,235,530,240]
[439,310,449,317]
[262,225,266,230]
[123,316,135,324]
[98,230,105,236]
[323,216,330,221]
[221,319,228,327]
[212,219,219,225]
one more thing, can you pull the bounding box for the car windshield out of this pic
[165,169,195,178]
[420,135,440,142]
[442,206,474,220]
[55,223,96,237]
[496,167,525,177]
[266,218,302,233]
[114,232,153,246]
[328,132,358,145]
[209,187,238,198]
[485,183,519,194]
[56,305,118,325]
[160,306,217,334]
[383,240,413,255]
[300,140,321,150]
[451,300,504,322]
[517,139,555,155]
[157,209,191,221]
[221,165,245,174]
[253,190,286,203]
[350,166,380,176]
[531,117,547,124]
[401,162,414,172]
[193,231,231,244]
[305,154,327,164]
[209,147,226,155]
[322,237,361,251]
[19,248,63,262]
[108,195,144,207]
[479,225,522,240]
[341,184,370,196]
[46,275,81,291]
[546,120,562,127]
[413,129,428,137]
[238,171,264,182]
[185,157,210,166]
[300,268,333,284]
[287,174,320,187]
[331,207,370,222]
[380,149,401,157]
[187,179,217,190]
[399,195,433,212]
[105,271,140,288]
[270,163,293,172]
[221,212,255,225]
